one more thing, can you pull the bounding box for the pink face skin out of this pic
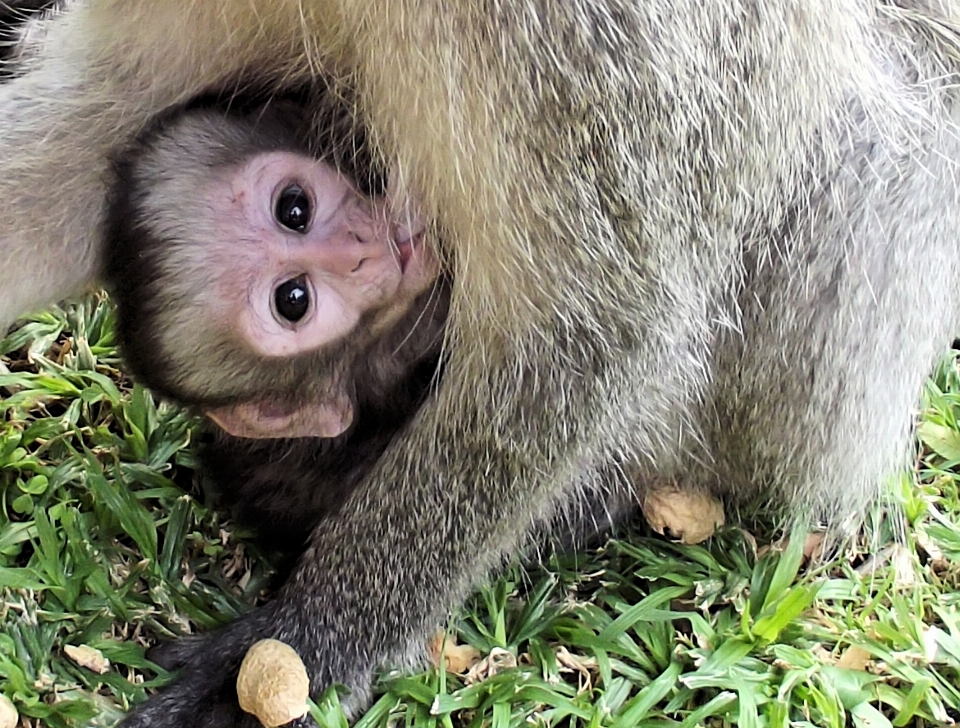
[201,152,440,440]
[221,152,436,358]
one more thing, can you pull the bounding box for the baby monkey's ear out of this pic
[205,391,354,440]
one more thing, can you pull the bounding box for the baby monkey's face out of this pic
[105,105,447,444]
[160,150,444,442]
[212,151,438,360]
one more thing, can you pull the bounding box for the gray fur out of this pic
[0,1,959,726]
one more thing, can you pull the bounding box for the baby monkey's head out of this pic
[105,98,446,440]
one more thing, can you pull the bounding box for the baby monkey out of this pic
[105,96,449,550]
[0,3,446,549]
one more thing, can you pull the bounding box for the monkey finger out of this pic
[123,600,343,727]
[120,674,262,728]
[123,606,282,725]
[145,634,209,672]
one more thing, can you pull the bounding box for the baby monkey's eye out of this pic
[274,276,310,323]
[275,184,311,232]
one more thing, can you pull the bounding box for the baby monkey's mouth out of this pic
[394,231,424,273]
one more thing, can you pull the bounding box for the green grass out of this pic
[1,293,959,728]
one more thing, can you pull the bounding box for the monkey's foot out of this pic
[641,485,725,545]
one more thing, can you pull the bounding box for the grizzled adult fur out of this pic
[0,2,959,727]
[0,0,58,78]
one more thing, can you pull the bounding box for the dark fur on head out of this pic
[102,90,436,412]
[104,95,320,403]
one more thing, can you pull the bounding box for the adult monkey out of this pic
[1,2,960,728]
